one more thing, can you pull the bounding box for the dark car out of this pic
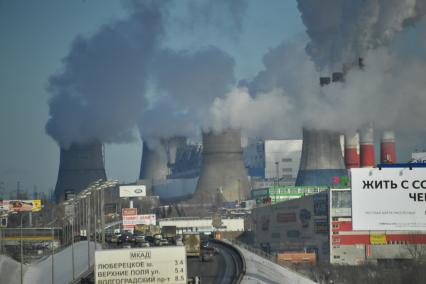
[118,232,135,244]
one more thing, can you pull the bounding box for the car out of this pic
[134,233,146,243]
[110,234,120,243]
[118,232,135,244]
[201,251,214,262]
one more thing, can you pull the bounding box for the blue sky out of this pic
[0,0,304,196]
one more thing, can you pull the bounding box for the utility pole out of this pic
[51,226,54,284]
[20,212,23,284]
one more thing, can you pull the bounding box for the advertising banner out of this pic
[123,214,156,227]
[5,200,42,212]
[122,208,137,216]
[95,246,187,284]
[119,185,146,198]
[351,168,426,230]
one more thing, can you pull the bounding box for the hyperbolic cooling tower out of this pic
[139,137,187,180]
[194,129,250,203]
[380,130,396,164]
[296,128,348,186]
[54,142,107,202]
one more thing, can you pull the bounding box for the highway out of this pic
[187,241,244,284]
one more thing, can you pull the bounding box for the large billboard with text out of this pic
[352,167,426,230]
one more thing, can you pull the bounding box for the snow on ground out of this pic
[1,241,99,284]
[0,254,26,284]
[225,240,315,284]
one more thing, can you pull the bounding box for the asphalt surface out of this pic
[187,241,243,284]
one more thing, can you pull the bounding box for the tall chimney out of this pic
[296,128,348,186]
[344,131,360,169]
[194,129,250,203]
[359,124,375,168]
[380,130,396,164]
[54,142,107,202]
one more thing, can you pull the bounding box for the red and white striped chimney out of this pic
[360,124,375,168]
[344,131,360,169]
[380,130,396,164]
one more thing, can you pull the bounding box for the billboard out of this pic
[123,214,156,231]
[352,168,426,230]
[122,208,137,216]
[119,185,146,198]
[1,200,42,212]
[95,246,187,284]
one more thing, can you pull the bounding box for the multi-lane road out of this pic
[187,241,244,284]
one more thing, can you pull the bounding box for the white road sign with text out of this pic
[95,246,187,284]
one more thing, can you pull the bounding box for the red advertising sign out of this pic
[122,208,137,216]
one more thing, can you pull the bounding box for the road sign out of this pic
[95,246,187,284]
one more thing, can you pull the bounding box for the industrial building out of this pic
[243,139,302,181]
[253,188,426,265]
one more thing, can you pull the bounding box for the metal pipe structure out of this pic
[380,130,396,164]
[360,123,375,168]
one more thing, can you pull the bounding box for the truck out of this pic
[161,225,177,240]
[183,233,200,257]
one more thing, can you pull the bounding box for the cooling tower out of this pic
[296,128,348,186]
[380,130,396,164]
[360,124,375,167]
[164,137,187,168]
[139,142,168,180]
[139,137,187,180]
[194,129,250,203]
[54,142,107,202]
[344,131,360,169]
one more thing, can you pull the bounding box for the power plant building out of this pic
[244,140,302,181]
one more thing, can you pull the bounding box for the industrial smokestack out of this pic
[54,142,107,202]
[139,142,168,180]
[344,131,360,169]
[359,124,375,167]
[380,130,396,164]
[194,129,250,203]
[296,128,348,186]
